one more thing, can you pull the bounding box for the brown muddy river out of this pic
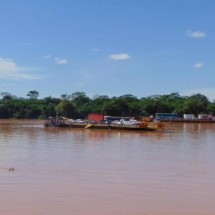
[0,120,215,215]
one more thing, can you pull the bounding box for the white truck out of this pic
[183,114,195,120]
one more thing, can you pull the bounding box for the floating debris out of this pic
[8,168,15,172]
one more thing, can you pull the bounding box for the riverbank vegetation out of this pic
[0,91,215,119]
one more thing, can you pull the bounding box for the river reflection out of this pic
[0,120,215,215]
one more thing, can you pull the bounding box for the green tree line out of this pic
[0,91,215,119]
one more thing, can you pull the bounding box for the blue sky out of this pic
[0,0,215,100]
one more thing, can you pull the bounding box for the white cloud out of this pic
[181,88,215,101]
[193,63,204,69]
[54,58,69,64]
[43,54,69,65]
[0,57,17,72]
[0,57,40,80]
[109,53,131,61]
[186,30,206,38]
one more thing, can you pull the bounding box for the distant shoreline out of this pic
[0,119,44,124]
[160,119,215,123]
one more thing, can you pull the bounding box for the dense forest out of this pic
[0,90,215,119]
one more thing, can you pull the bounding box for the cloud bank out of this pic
[0,57,40,80]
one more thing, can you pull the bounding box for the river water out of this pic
[0,120,215,215]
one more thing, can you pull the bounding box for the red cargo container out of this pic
[88,114,104,122]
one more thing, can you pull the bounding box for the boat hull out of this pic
[85,124,157,131]
[44,122,158,131]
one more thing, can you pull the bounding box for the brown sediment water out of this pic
[0,120,215,215]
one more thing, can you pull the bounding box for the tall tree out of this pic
[27,90,39,100]
[185,94,209,116]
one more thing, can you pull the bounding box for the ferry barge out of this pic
[44,117,165,131]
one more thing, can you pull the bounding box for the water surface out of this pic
[0,120,215,215]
